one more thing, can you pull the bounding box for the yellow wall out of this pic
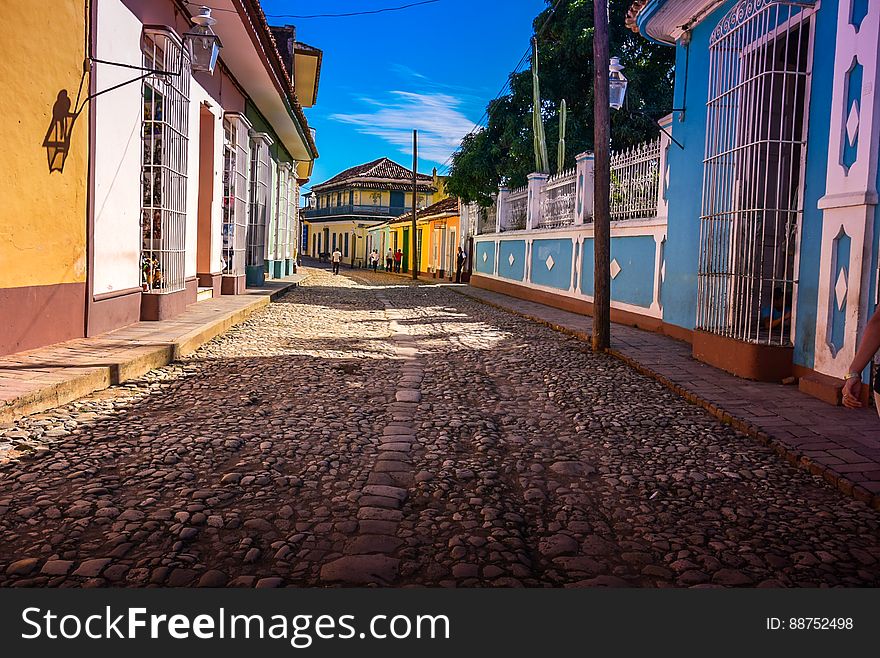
[0,1,88,289]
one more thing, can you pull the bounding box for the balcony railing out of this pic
[303,204,409,220]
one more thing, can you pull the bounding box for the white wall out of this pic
[92,0,142,294]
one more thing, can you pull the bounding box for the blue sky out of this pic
[259,0,547,193]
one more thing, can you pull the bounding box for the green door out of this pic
[402,228,410,273]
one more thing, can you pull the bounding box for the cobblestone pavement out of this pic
[1,266,878,587]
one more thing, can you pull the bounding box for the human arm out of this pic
[842,308,880,408]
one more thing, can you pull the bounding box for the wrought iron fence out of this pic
[537,168,576,229]
[477,204,497,234]
[504,186,528,231]
[609,138,661,221]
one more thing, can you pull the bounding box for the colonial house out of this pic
[0,0,321,357]
[367,196,461,277]
[627,0,880,400]
[302,158,439,266]
[470,0,880,404]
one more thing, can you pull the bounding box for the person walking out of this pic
[842,308,880,413]
[369,249,380,272]
[394,249,403,273]
[385,248,394,272]
[455,246,467,283]
[331,246,343,275]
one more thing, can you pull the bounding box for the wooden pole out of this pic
[411,129,419,280]
[592,0,611,351]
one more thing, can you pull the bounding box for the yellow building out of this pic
[0,0,319,357]
[368,197,460,277]
[0,0,89,355]
[303,158,443,267]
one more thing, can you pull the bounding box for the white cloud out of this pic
[330,91,477,164]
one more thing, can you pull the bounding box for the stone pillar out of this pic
[575,152,594,224]
[527,173,549,231]
[656,115,673,222]
[496,185,509,232]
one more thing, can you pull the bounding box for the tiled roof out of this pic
[626,0,650,32]
[389,196,459,224]
[312,158,435,192]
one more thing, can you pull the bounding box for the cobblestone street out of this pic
[1,266,878,587]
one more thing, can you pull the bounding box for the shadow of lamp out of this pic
[43,90,75,173]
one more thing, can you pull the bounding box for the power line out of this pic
[265,0,440,19]
[438,0,567,174]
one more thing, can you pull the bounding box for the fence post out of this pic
[576,151,595,224]
[527,173,549,230]
[496,185,509,233]
[656,115,672,222]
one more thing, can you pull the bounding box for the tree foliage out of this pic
[446,0,675,205]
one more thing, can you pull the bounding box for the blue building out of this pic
[630,0,880,396]
[471,0,879,402]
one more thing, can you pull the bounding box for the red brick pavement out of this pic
[454,285,880,510]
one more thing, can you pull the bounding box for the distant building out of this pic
[302,158,441,266]
[368,197,461,277]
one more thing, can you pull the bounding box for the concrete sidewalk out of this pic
[0,275,307,423]
[454,285,880,510]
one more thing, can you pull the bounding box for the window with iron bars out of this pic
[141,30,190,294]
[222,113,251,277]
[697,0,814,346]
[247,132,272,273]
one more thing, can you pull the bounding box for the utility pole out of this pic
[592,0,611,351]
[411,129,419,280]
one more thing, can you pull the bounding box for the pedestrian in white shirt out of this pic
[331,248,343,275]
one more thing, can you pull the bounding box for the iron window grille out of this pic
[273,163,290,262]
[247,132,273,272]
[698,0,814,346]
[222,113,251,277]
[141,30,190,294]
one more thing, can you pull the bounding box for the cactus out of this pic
[532,39,549,173]
[557,99,567,174]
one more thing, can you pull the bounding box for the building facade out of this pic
[302,158,439,267]
[630,0,880,396]
[367,197,461,277]
[0,0,321,357]
[0,1,90,355]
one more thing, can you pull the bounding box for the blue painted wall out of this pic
[611,236,656,308]
[660,0,838,370]
[475,241,496,275]
[498,240,526,281]
[581,238,594,296]
[791,0,837,369]
[530,238,573,290]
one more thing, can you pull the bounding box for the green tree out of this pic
[447,0,674,205]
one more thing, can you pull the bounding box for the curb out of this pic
[451,286,880,511]
[1,282,299,423]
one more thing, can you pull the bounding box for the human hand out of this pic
[842,377,863,408]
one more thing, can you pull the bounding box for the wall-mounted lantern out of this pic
[608,56,628,111]
[185,6,222,74]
